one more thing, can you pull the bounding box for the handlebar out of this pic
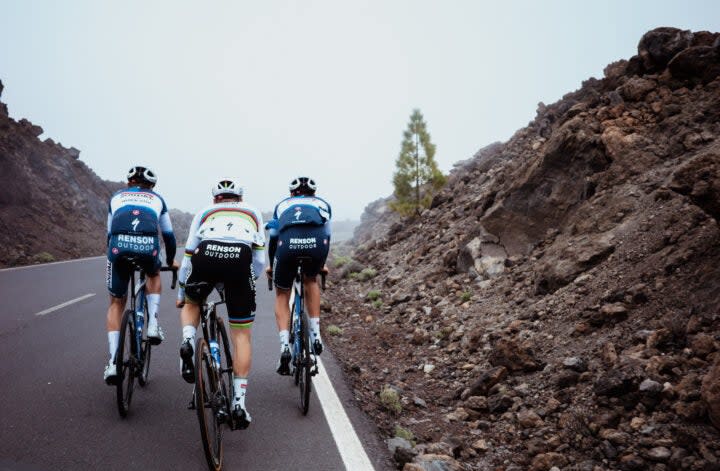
[160,266,178,289]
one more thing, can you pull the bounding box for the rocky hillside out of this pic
[0,80,122,267]
[324,28,720,470]
[0,81,192,267]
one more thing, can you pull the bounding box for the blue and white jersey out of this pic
[272,195,332,232]
[107,186,174,236]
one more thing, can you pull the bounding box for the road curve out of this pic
[0,257,391,471]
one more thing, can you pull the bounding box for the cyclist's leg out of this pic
[272,237,297,373]
[179,244,215,382]
[142,244,163,341]
[303,277,322,350]
[224,244,255,425]
[301,226,330,354]
[105,247,130,382]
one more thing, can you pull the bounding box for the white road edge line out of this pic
[35,293,96,316]
[315,356,375,471]
[0,255,104,272]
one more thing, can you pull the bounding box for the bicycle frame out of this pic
[129,269,148,363]
[200,296,226,373]
[290,267,304,362]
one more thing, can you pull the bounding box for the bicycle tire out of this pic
[116,309,136,418]
[298,309,312,415]
[138,303,152,387]
[195,337,223,471]
[216,318,233,423]
[292,302,301,387]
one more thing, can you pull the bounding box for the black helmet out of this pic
[288,176,317,193]
[127,166,157,185]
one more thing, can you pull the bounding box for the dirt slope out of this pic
[323,27,720,470]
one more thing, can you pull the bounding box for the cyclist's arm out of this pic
[251,210,266,279]
[324,219,332,240]
[265,219,279,269]
[106,210,113,247]
[177,210,203,301]
[158,205,176,265]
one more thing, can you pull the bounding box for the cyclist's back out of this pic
[107,185,175,271]
[104,166,177,384]
[267,191,331,289]
[267,176,331,375]
[176,179,265,428]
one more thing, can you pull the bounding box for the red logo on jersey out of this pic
[132,210,140,215]
[152,250,158,256]
[112,247,119,254]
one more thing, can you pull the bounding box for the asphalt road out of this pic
[0,257,390,471]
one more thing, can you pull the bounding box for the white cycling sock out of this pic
[108,331,120,361]
[279,329,289,350]
[146,294,160,327]
[309,317,321,341]
[182,325,196,344]
[233,377,248,407]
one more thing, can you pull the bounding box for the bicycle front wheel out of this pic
[116,309,136,418]
[195,338,223,471]
[298,310,312,415]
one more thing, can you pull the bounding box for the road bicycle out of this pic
[115,260,177,418]
[186,283,245,471]
[269,258,325,415]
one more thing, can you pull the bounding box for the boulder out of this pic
[638,27,694,71]
[701,358,720,429]
[462,366,508,400]
[488,338,544,372]
[457,236,507,279]
[668,44,720,84]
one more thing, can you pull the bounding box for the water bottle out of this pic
[210,340,221,368]
[136,310,145,335]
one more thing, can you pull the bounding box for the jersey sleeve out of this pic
[325,199,332,220]
[251,208,266,279]
[177,210,204,298]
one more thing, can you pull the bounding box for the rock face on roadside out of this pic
[323,28,720,470]
[0,81,192,267]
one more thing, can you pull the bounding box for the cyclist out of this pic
[104,166,178,384]
[266,176,331,375]
[176,179,265,427]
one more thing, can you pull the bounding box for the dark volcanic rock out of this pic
[322,27,720,470]
[0,81,192,267]
[638,27,694,71]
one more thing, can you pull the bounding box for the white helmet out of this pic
[289,176,317,193]
[127,166,157,185]
[212,178,243,197]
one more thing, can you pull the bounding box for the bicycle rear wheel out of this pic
[291,306,301,387]
[298,310,312,415]
[116,309,136,418]
[216,318,233,407]
[195,338,223,471]
[138,305,152,387]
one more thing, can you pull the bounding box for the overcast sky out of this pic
[1,1,718,220]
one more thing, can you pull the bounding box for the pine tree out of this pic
[390,109,446,215]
